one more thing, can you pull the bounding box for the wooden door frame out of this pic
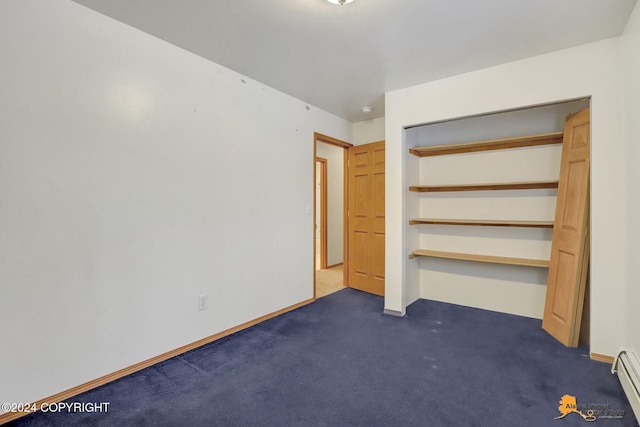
[315,157,328,270]
[313,132,352,299]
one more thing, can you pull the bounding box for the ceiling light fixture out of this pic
[361,106,372,114]
[327,0,354,5]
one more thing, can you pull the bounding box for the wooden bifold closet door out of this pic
[542,108,590,347]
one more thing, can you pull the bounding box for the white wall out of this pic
[622,3,640,358]
[316,142,344,266]
[352,117,385,146]
[406,100,588,319]
[0,0,351,409]
[386,38,626,357]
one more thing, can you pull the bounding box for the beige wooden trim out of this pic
[313,132,351,297]
[315,157,328,270]
[313,138,317,299]
[409,132,563,157]
[314,132,353,149]
[590,352,614,364]
[343,147,349,286]
[0,298,314,424]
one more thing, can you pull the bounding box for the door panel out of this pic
[354,175,369,217]
[372,232,385,280]
[354,151,368,167]
[561,160,586,229]
[374,173,385,218]
[348,141,385,296]
[542,108,590,347]
[354,231,368,276]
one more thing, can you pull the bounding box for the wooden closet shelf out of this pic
[409,180,559,192]
[409,132,564,157]
[409,218,554,228]
[409,249,550,268]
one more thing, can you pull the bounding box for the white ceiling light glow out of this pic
[327,0,354,5]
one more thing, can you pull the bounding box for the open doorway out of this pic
[313,133,352,299]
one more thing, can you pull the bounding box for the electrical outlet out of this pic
[198,294,208,311]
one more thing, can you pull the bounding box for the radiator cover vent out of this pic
[613,350,640,424]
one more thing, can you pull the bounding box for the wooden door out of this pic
[542,108,590,347]
[347,141,385,296]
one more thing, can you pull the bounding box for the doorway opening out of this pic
[313,133,351,299]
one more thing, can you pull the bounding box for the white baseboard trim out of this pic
[383,308,405,317]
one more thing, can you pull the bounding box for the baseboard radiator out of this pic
[612,350,640,423]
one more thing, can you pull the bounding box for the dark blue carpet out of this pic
[9,289,638,426]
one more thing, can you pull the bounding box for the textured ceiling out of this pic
[73,0,636,122]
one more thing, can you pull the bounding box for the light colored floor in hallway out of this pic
[316,265,345,298]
